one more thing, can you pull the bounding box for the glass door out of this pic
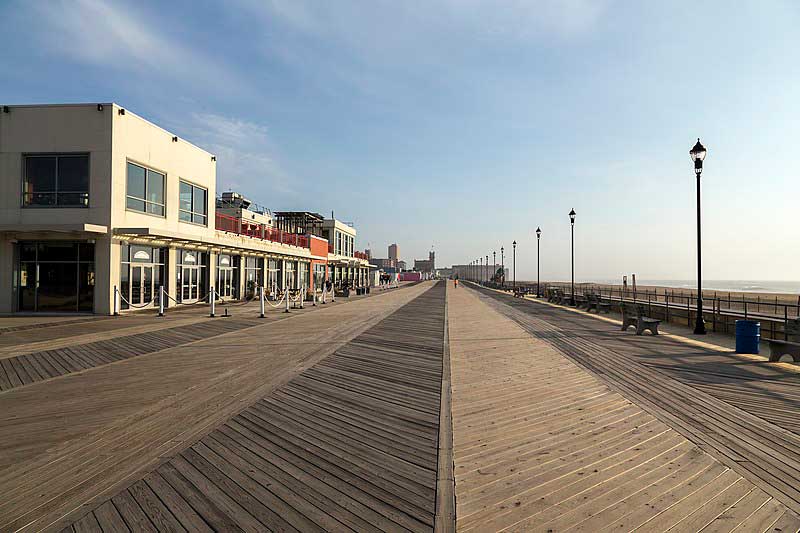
[218,268,234,298]
[130,265,154,306]
[182,266,199,302]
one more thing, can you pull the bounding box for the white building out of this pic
[0,103,369,314]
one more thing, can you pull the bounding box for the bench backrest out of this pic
[621,302,645,317]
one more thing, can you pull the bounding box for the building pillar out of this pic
[166,247,178,308]
[98,236,115,315]
[209,251,218,300]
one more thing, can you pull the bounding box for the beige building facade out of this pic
[0,103,368,315]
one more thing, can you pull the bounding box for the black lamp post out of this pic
[479,256,483,283]
[569,209,576,305]
[492,251,496,284]
[536,227,541,297]
[501,246,505,288]
[512,240,517,289]
[690,138,708,334]
[485,254,489,285]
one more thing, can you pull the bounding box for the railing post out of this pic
[158,285,165,317]
[113,285,120,316]
[785,306,789,341]
[210,287,216,317]
[744,301,748,320]
[299,289,304,309]
[260,285,265,318]
[285,289,290,313]
[322,285,327,304]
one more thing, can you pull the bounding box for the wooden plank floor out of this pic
[466,284,800,531]
[450,285,800,532]
[0,282,433,533]
[54,281,447,532]
[0,285,417,392]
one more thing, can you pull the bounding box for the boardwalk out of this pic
[2,280,800,532]
[0,282,433,532]
[456,285,800,531]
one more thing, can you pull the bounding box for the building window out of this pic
[179,180,207,225]
[126,162,165,216]
[18,241,95,312]
[23,154,89,207]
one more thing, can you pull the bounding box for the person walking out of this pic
[454,277,459,289]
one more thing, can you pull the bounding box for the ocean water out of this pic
[590,280,800,295]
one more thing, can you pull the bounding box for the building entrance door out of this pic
[130,265,154,306]
[218,268,235,299]
[181,266,199,302]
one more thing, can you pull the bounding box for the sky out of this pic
[1,0,799,282]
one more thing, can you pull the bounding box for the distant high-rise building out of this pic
[364,249,372,259]
[388,243,399,260]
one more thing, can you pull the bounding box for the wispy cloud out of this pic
[173,112,299,200]
[27,0,247,94]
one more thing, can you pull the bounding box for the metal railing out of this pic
[215,213,310,248]
[531,282,800,342]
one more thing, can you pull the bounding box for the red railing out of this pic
[215,213,311,249]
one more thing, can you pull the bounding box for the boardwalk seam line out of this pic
[434,282,456,532]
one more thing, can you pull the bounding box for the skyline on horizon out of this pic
[2,1,798,281]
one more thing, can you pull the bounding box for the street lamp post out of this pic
[512,240,517,289]
[501,246,505,288]
[479,256,483,284]
[536,227,541,297]
[690,139,708,335]
[569,209,576,305]
[493,251,496,284]
[485,255,489,285]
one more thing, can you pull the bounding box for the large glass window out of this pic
[17,241,95,312]
[23,154,89,207]
[179,180,208,225]
[244,256,263,298]
[126,162,165,216]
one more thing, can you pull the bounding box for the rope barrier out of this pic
[264,290,287,309]
[118,292,157,309]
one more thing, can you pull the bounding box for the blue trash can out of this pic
[735,320,760,354]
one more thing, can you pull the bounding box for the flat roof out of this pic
[1,103,215,158]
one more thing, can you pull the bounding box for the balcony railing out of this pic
[326,245,369,261]
[215,213,309,249]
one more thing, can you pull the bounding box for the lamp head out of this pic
[569,209,576,224]
[536,227,541,239]
[690,138,707,174]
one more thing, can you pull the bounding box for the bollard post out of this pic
[299,290,305,309]
[158,285,165,316]
[210,286,216,317]
[312,289,317,306]
[113,285,120,316]
[260,286,265,318]
[322,285,327,304]
[285,290,290,313]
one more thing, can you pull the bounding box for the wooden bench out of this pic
[765,318,800,362]
[621,302,660,335]
[586,294,611,314]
